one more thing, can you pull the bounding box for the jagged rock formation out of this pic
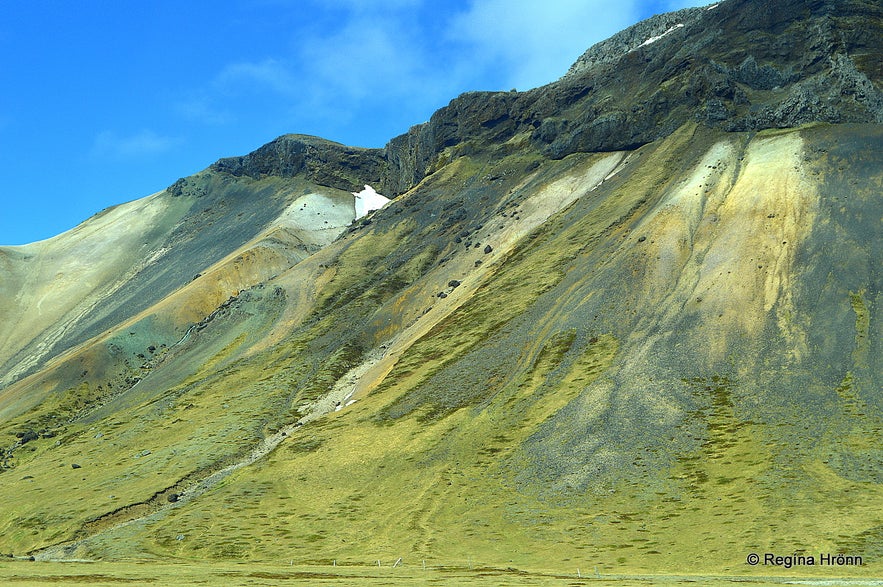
[0,0,880,577]
[208,134,387,193]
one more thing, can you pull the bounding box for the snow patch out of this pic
[353,185,389,219]
[706,3,720,9]
[639,23,684,48]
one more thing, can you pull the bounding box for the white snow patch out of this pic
[353,185,389,219]
[638,23,684,48]
[706,3,720,9]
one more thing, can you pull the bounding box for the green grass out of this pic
[849,290,870,368]
[1,559,854,587]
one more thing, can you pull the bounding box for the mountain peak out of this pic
[379,0,883,196]
[564,4,708,78]
[168,0,881,203]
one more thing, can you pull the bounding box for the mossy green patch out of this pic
[849,290,870,368]
[112,330,618,570]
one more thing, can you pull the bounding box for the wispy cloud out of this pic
[254,4,463,135]
[89,129,179,160]
[171,61,297,128]
[448,0,644,91]
[170,0,713,144]
[298,19,423,101]
[173,94,232,125]
[215,58,300,95]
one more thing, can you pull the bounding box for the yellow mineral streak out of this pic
[703,132,817,358]
[623,132,817,362]
[335,151,628,403]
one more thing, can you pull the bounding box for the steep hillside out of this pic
[0,0,880,579]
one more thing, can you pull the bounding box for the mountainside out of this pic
[1,0,881,579]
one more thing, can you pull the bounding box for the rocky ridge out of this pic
[199,0,882,198]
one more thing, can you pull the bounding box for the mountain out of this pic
[0,0,881,578]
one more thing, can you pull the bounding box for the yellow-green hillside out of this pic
[0,123,878,582]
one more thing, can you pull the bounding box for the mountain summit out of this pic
[0,0,880,579]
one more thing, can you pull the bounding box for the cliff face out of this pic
[0,0,881,576]
[208,134,388,194]
[383,0,882,192]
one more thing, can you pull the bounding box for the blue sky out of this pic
[0,0,709,246]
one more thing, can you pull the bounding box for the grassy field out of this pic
[1,559,881,587]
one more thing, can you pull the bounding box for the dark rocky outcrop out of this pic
[4,0,882,567]
[210,134,388,194]
[564,7,707,77]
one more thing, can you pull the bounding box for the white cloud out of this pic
[447,0,641,91]
[299,20,421,100]
[174,58,302,129]
[283,5,465,133]
[216,58,299,95]
[172,0,718,144]
[90,130,178,159]
[173,95,232,125]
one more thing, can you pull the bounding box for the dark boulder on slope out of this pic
[2,0,881,570]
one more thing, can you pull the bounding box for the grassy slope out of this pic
[0,124,879,580]
[0,179,357,555]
